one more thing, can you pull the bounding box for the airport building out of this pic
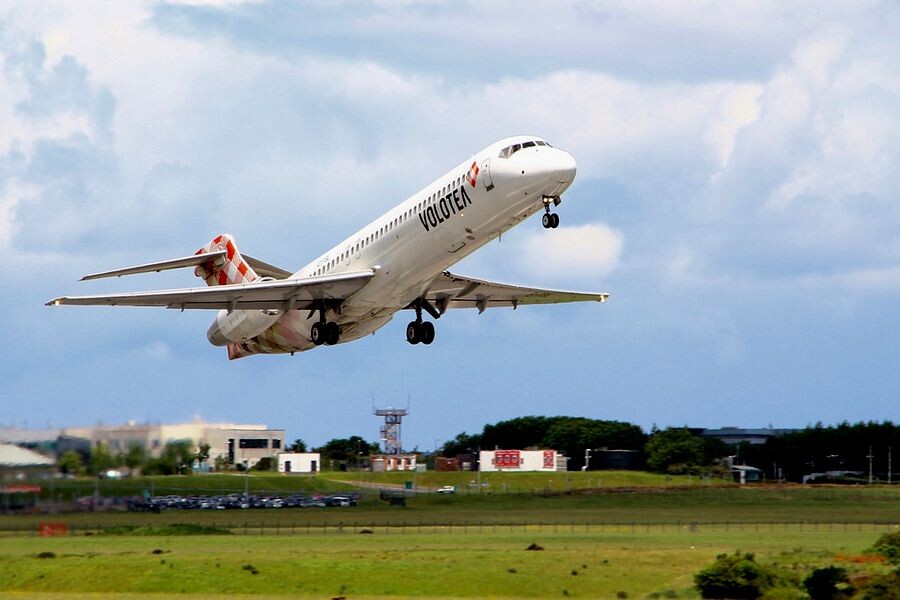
[479,449,568,472]
[1,421,285,470]
[277,452,320,474]
[370,454,418,472]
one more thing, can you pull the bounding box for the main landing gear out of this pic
[542,195,561,229]
[406,298,439,345]
[406,320,435,345]
[310,303,340,346]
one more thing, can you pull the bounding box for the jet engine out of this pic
[206,309,281,346]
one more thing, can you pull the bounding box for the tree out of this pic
[58,450,84,476]
[88,442,115,476]
[442,416,648,470]
[645,428,704,474]
[195,443,211,466]
[694,552,776,599]
[252,457,275,471]
[122,444,147,471]
[317,436,380,467]
[144,440,195,475]
[441,432,482,458]
[544,418,647,470]
[288,438,308,452]
[804,566,852,600]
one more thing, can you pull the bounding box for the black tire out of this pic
[550,213,560,228]
[310,322,325,346]
[541,213,552,229]
[406,321,420,344]
[325,321,340,345]
[421,321,435,345]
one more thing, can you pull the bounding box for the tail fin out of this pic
[194,234,259,286]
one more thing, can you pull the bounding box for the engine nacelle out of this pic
[207,309,281,346]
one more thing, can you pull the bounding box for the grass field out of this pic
[4,481,900,598]
[0,526,896,598]
[5,484,900,533]
[31,470,719,502]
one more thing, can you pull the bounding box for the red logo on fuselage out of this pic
[466,161,479,187]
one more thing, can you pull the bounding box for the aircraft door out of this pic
[482,159,494,191]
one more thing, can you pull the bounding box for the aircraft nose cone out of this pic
[552,150,577,184]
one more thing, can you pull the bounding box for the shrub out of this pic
[869,531,900,564]
[860,571,900,600]
[694,552,776,599]
[804,566,851,600]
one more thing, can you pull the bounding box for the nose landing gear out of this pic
[542,196,561,229]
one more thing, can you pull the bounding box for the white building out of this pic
[370,454,418,472]
[479,449,568,472]
[277,453,320,474]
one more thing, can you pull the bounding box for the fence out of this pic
[1,520,898,538]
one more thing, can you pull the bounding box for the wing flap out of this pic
[425,271,608,312]
[48,270,375,310]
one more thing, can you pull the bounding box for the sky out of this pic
[2,1,899,451]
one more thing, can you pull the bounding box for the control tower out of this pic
[374,407,408,455]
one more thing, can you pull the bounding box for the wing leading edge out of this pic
[424,271,608,313]
[47,270,375,311]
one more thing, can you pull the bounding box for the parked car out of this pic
[436,485,456,494]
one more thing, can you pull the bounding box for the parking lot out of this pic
[127,492,360,512]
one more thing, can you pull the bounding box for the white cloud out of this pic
[516,223,624,284]
[136,340,173,361]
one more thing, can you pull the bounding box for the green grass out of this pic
[35,473,356,501]
[329,469,723,492]
[0,527,895,598]
[4,485,900,534]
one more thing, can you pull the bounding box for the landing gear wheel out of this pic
[420,321,435,345]
[550,213,560,228]
[310,322,326,346]
[325,321,340,345]
[542,213,552,229]
[406,321,420,345]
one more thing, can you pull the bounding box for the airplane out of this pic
[47,135,609,360]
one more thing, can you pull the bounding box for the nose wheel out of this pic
[541,196,560,229]
[541,211,559,229]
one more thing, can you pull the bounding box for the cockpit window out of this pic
[499,140,548,158]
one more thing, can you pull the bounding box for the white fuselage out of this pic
[223,136,576,358]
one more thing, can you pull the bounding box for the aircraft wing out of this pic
[47,270,375,311]
[423,271,608,313]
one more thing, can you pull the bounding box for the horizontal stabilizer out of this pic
[80,251,228,281]
[242,254,293,279]
[49,269,375,310]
